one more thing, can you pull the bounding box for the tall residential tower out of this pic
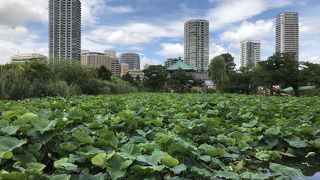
[184,20,209,72]
[49,0,81,61]
[240,40,261,68]
[276,12,299,61]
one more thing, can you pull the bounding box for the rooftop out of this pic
[167,60,195,71]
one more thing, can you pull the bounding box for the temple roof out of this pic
[167,60,195,71]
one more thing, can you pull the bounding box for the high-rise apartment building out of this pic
[184,19,209,72]
[276,12,299,61]
[120,53,140,70]
[240,40,261,68]
[49,0,81,61]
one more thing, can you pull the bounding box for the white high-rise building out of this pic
[49,0,81,61]
[276,12,299,61]
[240,40,261,68]
[184,20,209,72]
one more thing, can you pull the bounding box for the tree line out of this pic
[0,60,137,100]
[208,53,320,96]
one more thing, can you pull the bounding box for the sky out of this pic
[0,0,320,68]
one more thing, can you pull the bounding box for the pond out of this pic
[283,157,320,180]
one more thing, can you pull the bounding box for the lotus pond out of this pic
[0,93,320,179]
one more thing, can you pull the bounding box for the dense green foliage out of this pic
[97,66,112,81]
[1,94,319,179]
[0,60,137,100]
[143,65,168,92]
[209,53,320,96]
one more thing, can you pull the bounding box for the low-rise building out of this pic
[10,53,47,64]
[128,69,144,80]
[121,63,129,77]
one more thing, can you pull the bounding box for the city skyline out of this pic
[0,0,319,68]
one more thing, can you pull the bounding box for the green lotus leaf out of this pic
[72,131,94,144]
[91,152,114,169]
[160,153,179,167]
[269,163,302,178]
[0,171,28,180]
[255,151,271,161]
[32,118,56,134]
[21,113,38,122]
[217,134,236,145]
[0,126,19,135]
[49,174,71,180]
[0,137,27,159]
[60,142,78,152]
[214,171,240,180]
[171,163,187,174]
[26,162,46,175]
[120,143,142,159]
[264,127,281,136]
[106,153,133,180]
[284,136,308,148]
[54,158,78,171]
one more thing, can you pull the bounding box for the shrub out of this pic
[78,78,111,95]
[49,60,97,85]
[0,70,31,100]
[44,80,69,97]
[68,83,83,96]
[108,78,137,94]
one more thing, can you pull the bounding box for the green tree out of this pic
[167,70,193,93]
[143,65,168,92]
[208,56,229,91]
[254,53,300,96]
[24,60,53,82]
[221,53,236,73]
[226,67,253,94]
[97,66,112,81]
[122,73,134,84]
[300,62,320,87]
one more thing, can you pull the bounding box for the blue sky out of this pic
[0,0,320,68]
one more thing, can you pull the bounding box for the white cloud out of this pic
[0,25,47,64]
[85,21,183,46]
[156,43,184,58]
[139,55,161,69]
[219,20,274,47]
[300,56,320,64]
[206,0,292,30]
[105,5,134,14]
[209,43,228,59]
[0,0,47,26]
[300,16,320,36]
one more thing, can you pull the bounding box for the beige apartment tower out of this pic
[184,19,209,72]
[276,12,299,61]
